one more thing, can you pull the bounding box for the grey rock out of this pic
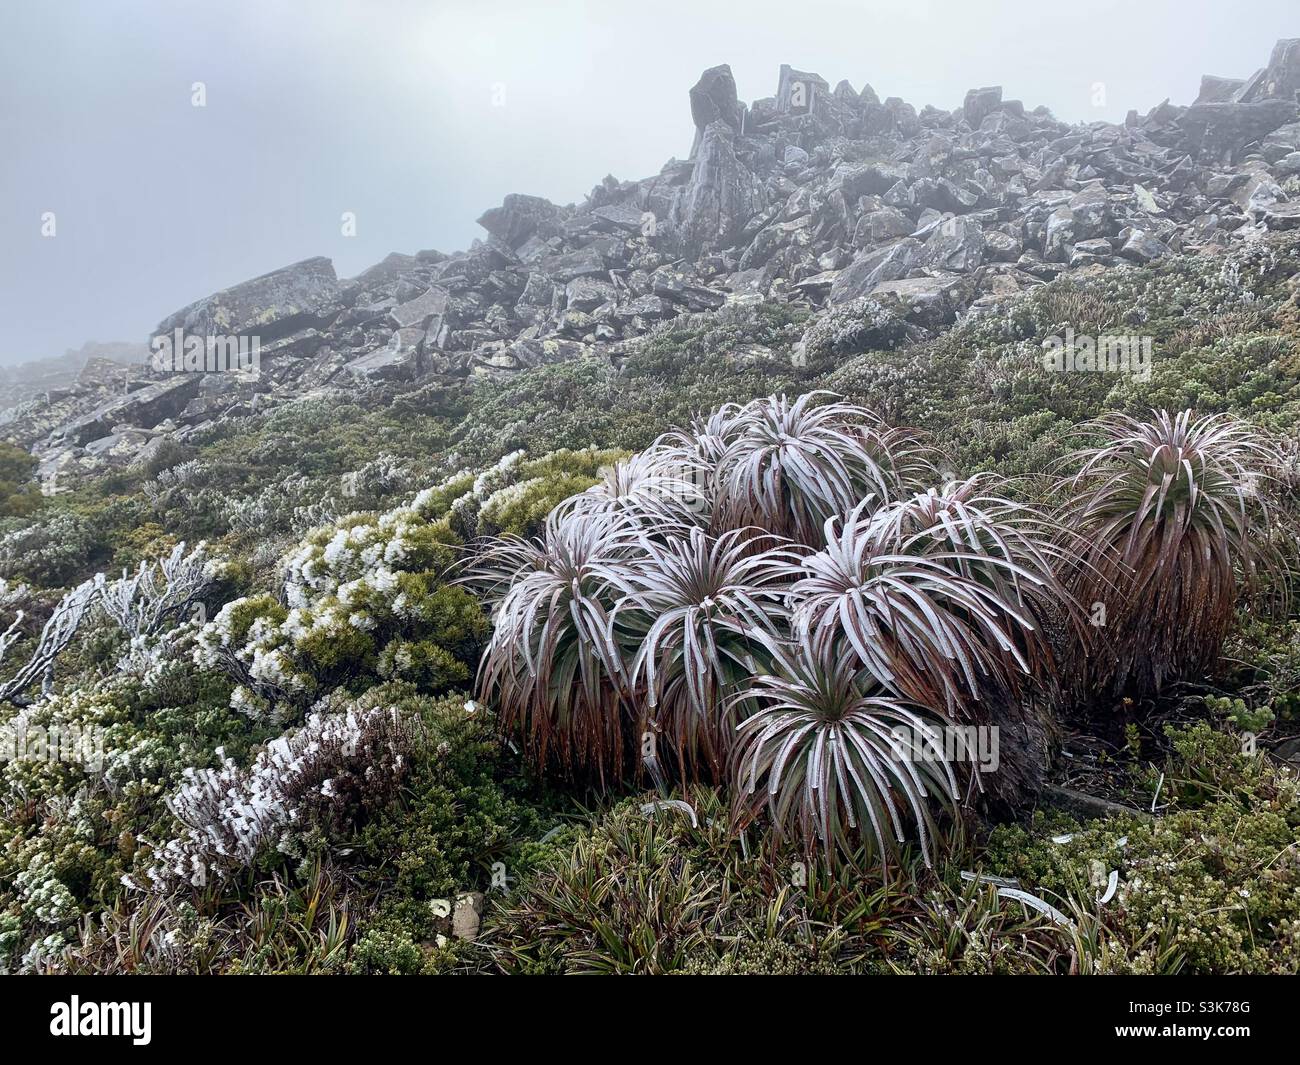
[675,121,765,253]
[1176,99,1300,162]
[614,294,671,322]
[922,217,985,272]
[869,275,973,330]
[353,252,418,290]
[565,277,618,312]
[1194,74,1247,105]
[1262,202,1300,230]
[53,376,203,446]
[1068,185,1113,238]
[590,203,646,233]
[538,242,613,283]
[346,328,425,381]
[1248,38,1300,104]
[689,64,743,141]
[800,296,917,363]
[963,86,1003,127]
[984,229,1023,262]
[853,207,913,245]
[828,238,923,304]
[777,64,830,114]
[1044,206,1076,261]
[155,257,342,345]
[389,286,450,330]
[1118,229,1170,262]
[1070,239,1115,267]
[477,194,560,250]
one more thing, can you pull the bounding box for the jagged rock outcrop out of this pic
[14,36,1300,483]
[156,256,343,343]
[674,120,767,253]
[689,64,744,156]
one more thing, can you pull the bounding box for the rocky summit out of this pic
[9,39,1300,488]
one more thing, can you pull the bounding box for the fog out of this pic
[1,0,1295,362]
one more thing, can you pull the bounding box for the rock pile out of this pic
[11,38,1300,482]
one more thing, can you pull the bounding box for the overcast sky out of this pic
[1,0,1296,363]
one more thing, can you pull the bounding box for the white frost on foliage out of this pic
[130,704,414,894]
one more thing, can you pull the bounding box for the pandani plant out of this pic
[730,625,961,868]
[471,395,1295,868]
[1063,409,1290,700]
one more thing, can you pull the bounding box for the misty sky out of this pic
[1,0,1296,363]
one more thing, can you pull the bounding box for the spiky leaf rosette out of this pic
[607,527,800,780]
[866,476,1063,606]
[731,627,961,868]
[474,508,639,783]
[715,392,932,547]
[561,446,711,532]
[658,403,743,471]
[790,500,1042,720]
[866,475,1079,674]
[1065,409,1289,699]
[860,475,1079,800]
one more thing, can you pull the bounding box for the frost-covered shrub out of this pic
[0,684,173,795]
[799,297,917,366]
[224,474,338,538]
[114,619,215,710]
[196,487,486,718]
[0,683,169,971]
[141,459,238,538]
[0,512,106,587]
[440,447,625,540]
[339,453,418,510]
[194,449,624,719]
[0,579,98,706]
[97,541,219,639]
[131,700,416,895]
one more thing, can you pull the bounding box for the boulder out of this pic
[777,65,830,114]
[1119,229,1170,262]
[922,217,985,271]
[565,277,618,312]
[674,121,765,253]
[154,257,342,345]
[389,286,450,330]
[538,242,613,283]
[1176,99,1300,161]
[1194,74,1247,105]
[828,238,923,304]
[52,376,203,446]
[689,64,743,144]
[590,203,646,233]
[346,328,424,382]
[1249,39,1300,103]
[869,275,973,330]
[477,194,561,250]
[853,207,913,245]
[800,296,917,363]
[963,86,1003,127]
[1262,202,1300,230]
